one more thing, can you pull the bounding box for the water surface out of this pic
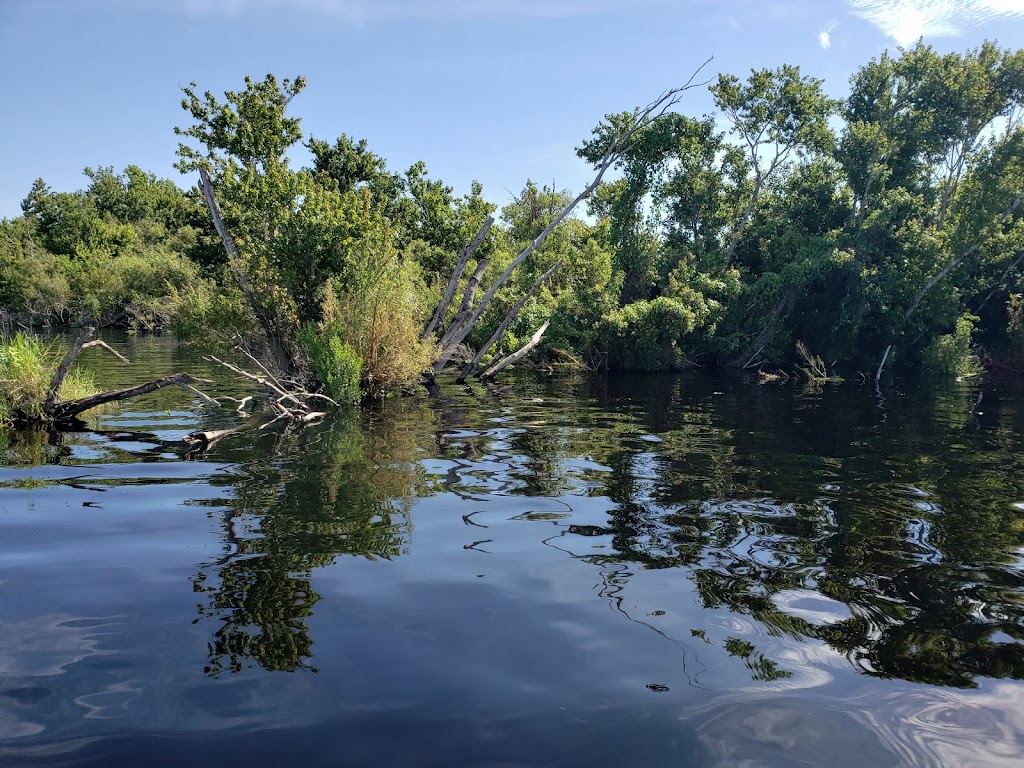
[1,334,1023,767]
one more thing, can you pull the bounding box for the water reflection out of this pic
[5,338,1024,765]
[194,403,436,675]
[184,371,1024,690]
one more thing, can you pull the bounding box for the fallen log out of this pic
[49,373,216,423]
[23,329,219,427]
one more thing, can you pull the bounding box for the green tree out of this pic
[711,65,837,264]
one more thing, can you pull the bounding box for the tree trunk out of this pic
[457,260,562,382]
[479,321,551,380]
[422,217,494,340]
[48,373,214,422]
[197,168,301,376]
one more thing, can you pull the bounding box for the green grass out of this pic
[0,333,114,425]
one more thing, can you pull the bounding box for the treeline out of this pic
[2,41,1023,394]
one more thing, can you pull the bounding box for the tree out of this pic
[711,65,837,264]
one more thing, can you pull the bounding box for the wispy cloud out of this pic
[819,19,838,49]
[848,0,1024,47]
[148,0,678,21]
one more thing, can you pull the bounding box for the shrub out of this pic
[597,296,703,370]
[298,323,362,404]
[170,275,261,347]
[923,313,981,377]
[0,333,105,425]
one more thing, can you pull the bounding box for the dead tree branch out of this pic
[423,216,494,340]
[49,373,216,422]
[480,320,551,380]
[205,353,331,424]
[197,168,299,374]
[45,328,96,411]
[458,260,563,382]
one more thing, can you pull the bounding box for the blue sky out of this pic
[1,0,1023,219]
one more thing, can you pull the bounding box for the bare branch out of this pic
[875,344,892,385]
[423,216,494,339]
[480,321,551,380]
[45,328,95,411]
[81,340,130,364]
[458,260,563,382]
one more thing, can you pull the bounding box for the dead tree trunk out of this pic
[427,64,710,382]
[197,168,302,377]
[479,321,550,380]
[422,216,494,340]
[50,373,215,423]
[457,260,562,382]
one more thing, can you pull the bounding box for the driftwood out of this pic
[183,422,254,451]
[205,350,333,425]
[51,373,217,423]
[36,329,217,426]
[427,66,710,382]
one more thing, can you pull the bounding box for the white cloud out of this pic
[819,18,839,49]
[848,0,1024,46]
[155,0,678,21]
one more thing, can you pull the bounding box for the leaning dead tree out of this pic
[192,67,710,392]
[425,64,711,383]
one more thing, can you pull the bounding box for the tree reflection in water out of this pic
[190,373,1024,687]
[194,401,436,675]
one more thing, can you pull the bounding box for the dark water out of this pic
[2,334,1024,767]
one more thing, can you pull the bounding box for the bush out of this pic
[170,275,261,347]
[1009,293,1024,365]
[325,249,437,398]
[298,323,362,404]
[597,296,704,370]
[923,313,981,377]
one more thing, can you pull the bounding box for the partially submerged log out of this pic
[35,328,217,426]
[19,333,334,456]
[51,373,217,423]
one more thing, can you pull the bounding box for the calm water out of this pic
[2,334,1023,767]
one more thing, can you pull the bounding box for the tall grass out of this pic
[0,333,107,425]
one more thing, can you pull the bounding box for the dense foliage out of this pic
[3,41,1023,390]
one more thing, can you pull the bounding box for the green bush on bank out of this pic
[924,313,982,377]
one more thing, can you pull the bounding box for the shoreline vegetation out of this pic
[3,41,1024,429]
